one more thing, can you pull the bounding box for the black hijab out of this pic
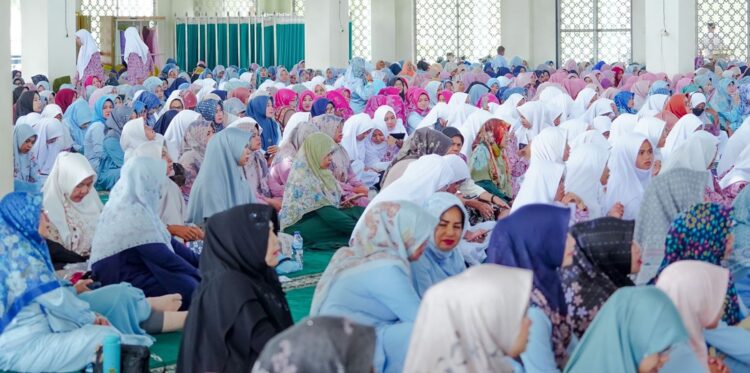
[178,204,293,373]
[16,91,38,118]
[153,109,179,135]
[165,77,189,98]
[12,86,27,104]
[561,217,635,338]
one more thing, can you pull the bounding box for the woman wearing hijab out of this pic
[709,78,742,131]
[298,90,315,112]
[343,57,379,114]
[228,118,280,210]
[410,192,468,297]
[163,109,202,162]
[253,316,376,373]
[561,218,637,339]
[0,192,152,372]
[731,187,750,307]
[135,91,162,127]
[179,117,215,200]
[273,88,298,129]
[195,98,225,132]
[123,27,153,85]
[662,112,704,159]
[91,157,200,310]
[373,105,407,159]
[54,88,77,113]
[405,264,533,373]
[405,88,431,133]
[563,287,688,373]
[178,204,292,372]
[605,132,653,220]
[15,90,42,125]
[247,95,281,154]
[83,95,115,174]
[326,90,355,120]
[31,117,66,179]
[95,105,135,190]
[718,145,750,202]
[75,29,105,85]
[119,117,158,163]
[279,133,364,250]
[661,131,723,203]
[310,201,436,373]
[485,204,575,371]
[268,122,320,199]
[381,128,452,188]
[13,123,40,192]
[187,127,254,225]
[468,118,514,202]
[613,91,635,114]
[61,98,93,153]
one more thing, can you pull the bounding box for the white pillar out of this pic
[304,0,349,69]
[645,0,695,75]
[501,0,556,67]
[21,0,77,80]
[0,0,12,197]
[530,0,557,67]
[393,0,415,62]
[631,0,646,63]
[371,0,396,61]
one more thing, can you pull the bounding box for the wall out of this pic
[394,0,415,62]
[21,0,77,80]
[500,0,556,67]
[644,0,695,75]
[371,0,396,61]
[304,0,349,69]
[631,0,645,63]
[1,0,12,196]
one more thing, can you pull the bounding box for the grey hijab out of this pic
[105,105,135,139]
[252,316,375,373]
[633,168,707,284]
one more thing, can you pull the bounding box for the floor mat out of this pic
[150,332,182,369]
[285,286,316,322]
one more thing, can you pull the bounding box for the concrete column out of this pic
[631,0,646,63]
[394,0,415,62]
[304,0,349,69]
[501,0,556,67]
[530,0,557,66]
[20,0,77,80]
[644,0,695,75]
[371,0,396,61]
[1,0,12,196]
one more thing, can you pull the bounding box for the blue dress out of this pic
[318,264,420,373]
[410,245,466,298]
[78,282,153,336]
[91,238,200,311]
[521,307,566,373]
[95,136,125,190]
[84,121,106,172]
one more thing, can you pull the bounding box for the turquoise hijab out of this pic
[63,98,93,150]
[92,95,116,124]
[564,287,688,373]
[186,127,254,224]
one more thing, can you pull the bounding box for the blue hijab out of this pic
[211,90,227,101]
[136,91,161,111]
[165,77,188,98]
[614,91,635,114]
[0,192,61,334]
[593,60,606,70]
[311,98,331,117]
[648,80,670,96]
[486,204,570,314]
[63,99,93,150]
[186,128,254,224]
[246,95,280,150]
[196,99,224,132]
[153,109,179,135]
[389,63,402,76]
[512,65,525,76]
[500,87,526,102]
[497,67,511,77]
[410,193,468,297]
[92,95,116,124]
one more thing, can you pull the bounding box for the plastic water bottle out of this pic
[102,334,121,373]
[292,231,304,269]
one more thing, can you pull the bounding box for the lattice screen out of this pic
[293,0,305,16]
[193,0,255,16]
[696,0,748,61]
[416,0,501,62]
[558,0,631,64]
[350,0,372,61]
[80,0,155,45]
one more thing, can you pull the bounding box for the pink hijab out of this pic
[476,93,500,109]
[325,90,354,120]
[562,78,587,99]
[273,88,298,109]
[406,88,430,117]
[297,90,315,112]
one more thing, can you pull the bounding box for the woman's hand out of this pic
[353,185,369,195]
[608,202,625,218]
[561,193,586,211]
[74,279,93,294]
[708,357,730,373]
[168,225,205,242]
[464,229,489,243]
[465,199,494,220]
[93,314,110,326]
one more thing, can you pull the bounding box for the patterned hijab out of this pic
[312,115,350,182]
[731,186,750,275]
[562,218,635,339]
[13,124,38,183]
[653,203,741,325]
[469,118,513,197]
[279,133,341,229]
[310,201,437,315]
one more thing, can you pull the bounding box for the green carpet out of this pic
[150,332,182,368]
[286,250,334,278]
[285,286,316,322]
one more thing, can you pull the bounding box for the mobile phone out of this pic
[519,143,527,150]
[391,133,405,140]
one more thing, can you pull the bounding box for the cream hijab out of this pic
[565,143,609,218]
[42,152,103,256]
[530,126,568,164]
[404,264,533,373]
[163,110,202,161]
[661,131,718,174]
[123,27,150,63]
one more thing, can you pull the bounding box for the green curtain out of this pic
[216,23,228,67]
[263,25,275,66]
[175,23,199,72]
[276,23,304,69]
[349,22,352,61]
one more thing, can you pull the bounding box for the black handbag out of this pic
[92,344,157,373]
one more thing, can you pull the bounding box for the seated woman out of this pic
[410,192,468,298]
[563,287,688,372]
[179,204,293,372]
[561,217,637,340]
[311,201,437,373]
[314,114,371,207]
[90,157,200,310]
[564,144,611,219]
[247,95,282,154]
[719,145,750,203]
[178,117,215,200]
[268,122,320,199]
[96,105,135,190]
[280,133,364,250]
[405,264,533,372]
[187,127,254,225]
[0,192,153,373]
[373,105,407,161]
[254,316,376,373]
[363,119,392,175]
[605,132,654,220]
[468,118,515,202]
[228,118,282,211]
[486,204,575,372]
[195,98,225,132]
[381,128,452,189]
[342,113,379,187]
[32,117,66,180]
[84,94,115,173]
[405,88,431,133]
[13,123,40,192]
[656,261,738,373]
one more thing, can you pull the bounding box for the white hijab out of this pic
[511,160,566,213]
[571,87,597,118]
[164,110,202,161]
[579,98,614,124]
[121,118,151,161]
[42,152,103,256]
[571,129,611,150]
[719,145,750,189]
[363,119,389,168]
[662,114,704,159]
[608,113,638,145]
[458,110,494,156]
[32,117,65,175]
[516,101,549,143]
[416,102,450,130]
[591,115,612,136]
[341,113,375,163]
[446,92,478,128]
[559,119,590,148]
[374,105,407,135]
[717,117,750,176]
[605,132,652,220]
[633,116,667,151]
[661,131,718,174]
[75,29,99,79]
[123,27,150,63]
[404,264,533,373]
[530,126,567,164]
[565,143,610,218]
[492,93,525,123]
[157,90,184,119]
[638,94,669,114]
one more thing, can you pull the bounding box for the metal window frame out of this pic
[694,0,750,61]
[556,0,633,66]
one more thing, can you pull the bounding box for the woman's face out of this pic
[448,136,463,155]
[250,134,262,151]
[727,82,738,95]
[19,135,36,154]
[325,103,336,115]
[303,95,313,111]
[417,94,430,110]
[214,105,224,124]
[238,145,252,166]
[562,233,575,267]
[384,112,396,130]
[319,153,333,169]
[456,81,466,93]
[438,94,448,103]
[289,97,298,109]
[342,90,350,101]
[631,240,642,274]
[508,315,532,358]
[169,99,184,111]
[70,176,95,203]
[93,77,103,89]
[334,125,344,143]
[627,97,635,108]
[263,99,274,118]
[155,85,164,99]
[32,93,42,112]
[635,140,654,170]
[371,129,385,144]
[315,84,326,96]
[326,69,333,79]
[394,79,404,92]
[144,124,156,141]
[264,225,281,267]
[289,74,298,84]
[279,69,290,82]
[102,100,114,119]
[434,206,463,252]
